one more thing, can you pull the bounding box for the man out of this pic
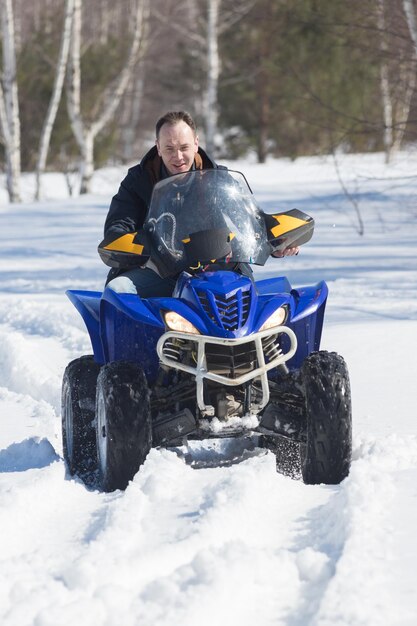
[100,111,224,296]
[99,111,298,296]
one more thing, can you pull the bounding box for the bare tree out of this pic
[403,0,417,52]
[153,0,253,156]
[205,0,220,155]
[377,0,394,159]
[119,69,145,162]
[0,0,21,202]
[35,0,75,200]
[66,0,149,194]
[206,1,255,154]
[378,0,416,162]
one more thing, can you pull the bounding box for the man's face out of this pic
[156,121,199,176]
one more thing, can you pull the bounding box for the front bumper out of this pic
[156,326,297,416]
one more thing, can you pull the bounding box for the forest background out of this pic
[1,0,417,202]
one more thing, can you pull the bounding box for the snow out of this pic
[1,150,417,625]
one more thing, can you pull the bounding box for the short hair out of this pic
[155,111,197,139]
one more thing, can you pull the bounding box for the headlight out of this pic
[259,306,287,331]
[164,311,200,334]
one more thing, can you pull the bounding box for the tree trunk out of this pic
[66,0,84,148]
[403,0,417,56]
[377,0,393,163]
[66,0,148,194]
[392,68,416,154]
[257,74,270,164]
[0,0,21,203]
[205,0,220,156]
[35,0,75,200]
[120,70,145,162]
[79,130,94,194]
[257,14,270,164]
[389,1,417,157]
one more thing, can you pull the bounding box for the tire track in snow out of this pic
[291,435,417,626]
[0,298,117,626]
[0,328,64,411]
[2,435,417,626]
[0,462,112,626]
[0,443,331,626]
[42,450,334,626]
[0,295,90,418]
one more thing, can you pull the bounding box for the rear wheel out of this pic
[62,355,100,483]
[301,350,352,485]
[95,361,152,492]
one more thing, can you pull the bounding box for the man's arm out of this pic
[99,166,150,269]
[104,166,148,239]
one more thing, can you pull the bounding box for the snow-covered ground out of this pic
[0,151,417,626]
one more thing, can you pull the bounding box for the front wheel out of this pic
[95,361,152,492]
[301,350,352,485]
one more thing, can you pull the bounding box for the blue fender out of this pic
[66,290,104,362]
[285,281,328,368]
[67,273,329,382]
[99,288,165,381]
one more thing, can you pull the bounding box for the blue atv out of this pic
[62,170,352,492]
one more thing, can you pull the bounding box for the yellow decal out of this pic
[182,237,191,244]
[271,214,307,238]
[104,233,144,255]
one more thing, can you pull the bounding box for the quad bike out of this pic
[62,169,352,492]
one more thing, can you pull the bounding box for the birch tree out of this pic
[0,0,21,203]
[403,0,417,53]
[153,0,253,156]
[120,69,145,162]
[377,0,393,161]
[377,0,416,161]
[205,0,220,155]
[35,0,75,200]
[66,0,149,194]
[208,1,255,154]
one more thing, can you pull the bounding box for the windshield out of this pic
[145,169,270,276]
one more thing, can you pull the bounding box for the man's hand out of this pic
[272,246,300,258]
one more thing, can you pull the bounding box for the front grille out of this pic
[205,341,257,378]
[197,288,251,331]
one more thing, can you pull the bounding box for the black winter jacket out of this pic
[103,145,222,282]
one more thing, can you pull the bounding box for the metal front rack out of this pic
[157,326,297,416]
